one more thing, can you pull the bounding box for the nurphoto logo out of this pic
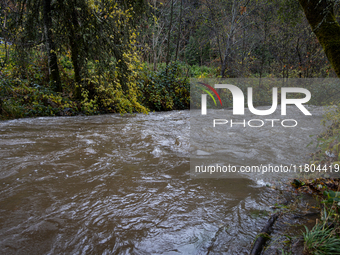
[198,82,312,128]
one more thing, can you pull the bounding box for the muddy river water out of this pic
[0,108,326,254]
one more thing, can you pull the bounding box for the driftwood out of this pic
[250,213,279,255]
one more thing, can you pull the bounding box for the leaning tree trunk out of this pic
[43,0,62,92]
[298,0,340,78]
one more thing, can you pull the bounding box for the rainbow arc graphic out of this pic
[197,82,222,106]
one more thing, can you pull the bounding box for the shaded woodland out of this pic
[0,0,339,118]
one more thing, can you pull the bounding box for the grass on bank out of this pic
[303,223,340,255]
[291,105,340,255]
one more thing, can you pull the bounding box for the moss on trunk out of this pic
[299,0,340,78]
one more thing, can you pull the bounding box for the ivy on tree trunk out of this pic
[298,0,340,78]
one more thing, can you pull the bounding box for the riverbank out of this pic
[251,177,340,255]
[252,118,340,255]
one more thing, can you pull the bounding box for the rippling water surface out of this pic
[0,109,324,254]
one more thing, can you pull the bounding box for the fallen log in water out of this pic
[250,212,279,255]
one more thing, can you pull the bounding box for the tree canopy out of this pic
[1,0,339,119]
[1,0,146,96]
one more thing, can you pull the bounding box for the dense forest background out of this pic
[0,0,339,119]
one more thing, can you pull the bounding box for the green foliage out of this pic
[144,61,219,78]
[80,88,98,115]
[0,74,75,119]
[0,47,150,119]
[303,223,340,255]
[0,48,194,119]
[321,189,340,225]
[185,36,201,66]
[323,190,340,205]
[187,64,219,78]
[184,36,212,66]
[137,62,190,111]
[84,67,148,114]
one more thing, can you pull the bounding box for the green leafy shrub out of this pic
[321,190,340,225]
[323,190,340,205]
[0,74,77,119]
[141,61,219,78]
[137,62,190,111]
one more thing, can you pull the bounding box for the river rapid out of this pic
[0,108,325,254]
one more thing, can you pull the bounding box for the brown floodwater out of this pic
[0,109,325,254]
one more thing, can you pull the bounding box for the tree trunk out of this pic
[165,0,174,72]
[43,0,62,92]
[259,15,269,80]
[0,97,3,115]
[175,0,183,61]
[221,36,232,78]
[68,4,83,100]
[70,34,82,99]
[298,0,340,78]
[296,38,303,78]
[152,0,158,71]
[220,0,238,78]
